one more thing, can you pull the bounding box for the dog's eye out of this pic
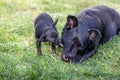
[51,34,57,38]
[77,44,81,47]
[68,39,74,44]
[77,44,82,50]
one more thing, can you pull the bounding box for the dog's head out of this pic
[61,15,102,62]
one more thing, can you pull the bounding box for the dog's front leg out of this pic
[36,39,42,55]
[52,43,57,54]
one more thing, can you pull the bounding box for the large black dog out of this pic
[34,13,60,55]
[61,6,120,63]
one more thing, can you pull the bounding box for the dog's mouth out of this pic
[62,54,69,61]
[62,54,73,63]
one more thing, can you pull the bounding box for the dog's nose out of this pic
[62,54,69,62]
[54,38,60,44]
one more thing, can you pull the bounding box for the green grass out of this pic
[0,0,120,80]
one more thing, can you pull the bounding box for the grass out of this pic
[0,0,120,80]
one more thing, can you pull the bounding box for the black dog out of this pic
[34,13,60,55]
[61,6,120,63]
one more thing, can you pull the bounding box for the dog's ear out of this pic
[53,18,58,27]
[88,29,102,41]
[67,15,78,29]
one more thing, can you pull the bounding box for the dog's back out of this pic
[34,13,53,27]
[75,6,120,43]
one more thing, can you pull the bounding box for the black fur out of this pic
[34,13,60,55]
[61,6,120,63]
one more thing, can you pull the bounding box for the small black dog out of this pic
[34,13,60,55]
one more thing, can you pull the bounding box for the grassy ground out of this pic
[0,0,120,80]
